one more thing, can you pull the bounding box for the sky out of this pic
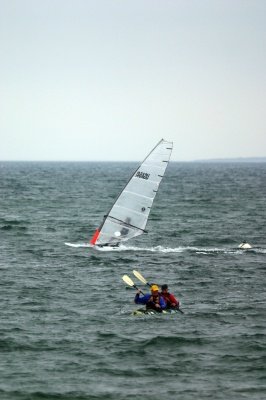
[0,0,265,161]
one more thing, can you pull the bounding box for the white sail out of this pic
[90,139,173,246]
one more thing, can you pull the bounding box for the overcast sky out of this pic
[1,0,265,161]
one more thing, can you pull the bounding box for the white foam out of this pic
[65,242,265,254]
[65,242,91,248]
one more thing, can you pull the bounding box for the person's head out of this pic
[150,284,159,296]
[161,284,168,293]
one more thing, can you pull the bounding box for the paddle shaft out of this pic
[133,284,144,295]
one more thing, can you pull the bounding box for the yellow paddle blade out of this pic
[133,270,147,285]
[122,274,134,287]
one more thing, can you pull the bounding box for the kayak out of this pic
[132,308,180,316]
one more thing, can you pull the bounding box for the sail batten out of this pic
[123,191,155,200]
[90,138,173,246]
[108,215,147,232]
[114,205,149,217]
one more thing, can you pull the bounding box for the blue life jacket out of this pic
[134,293,166,310]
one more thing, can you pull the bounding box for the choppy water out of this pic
[0,161,265,400]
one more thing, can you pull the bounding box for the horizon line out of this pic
[1,156,266,163]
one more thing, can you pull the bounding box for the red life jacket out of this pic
[161,292,179,308]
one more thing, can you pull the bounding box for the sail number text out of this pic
[135,171,150,180]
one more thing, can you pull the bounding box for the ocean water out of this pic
[0,161,265,400]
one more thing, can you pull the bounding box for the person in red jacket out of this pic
[160,284,180,309]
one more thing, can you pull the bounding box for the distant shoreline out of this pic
[192,157,266,163]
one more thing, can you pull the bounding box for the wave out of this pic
[0,389,101,400]
[65,242,91,248]
[66,242,266,254]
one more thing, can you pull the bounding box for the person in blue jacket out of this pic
[134,284,166,312]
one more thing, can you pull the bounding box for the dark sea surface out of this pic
[0,161,265,400]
